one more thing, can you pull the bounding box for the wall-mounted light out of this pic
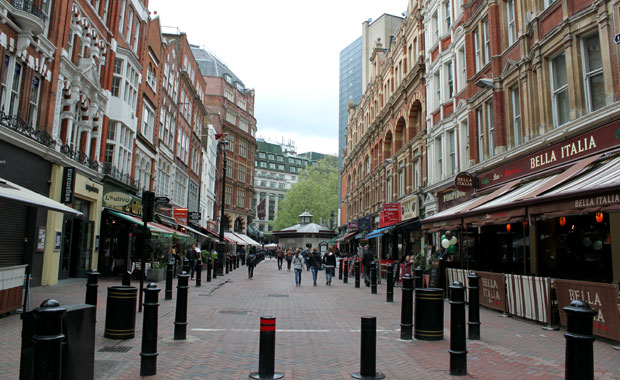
[595,212,604,223]
[559,217,567,227]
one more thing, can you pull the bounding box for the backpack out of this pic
[248,253,257,266]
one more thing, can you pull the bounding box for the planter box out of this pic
[146,268,166,282]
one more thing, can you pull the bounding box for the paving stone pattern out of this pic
[1,260,619,379]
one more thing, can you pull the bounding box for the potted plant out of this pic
[146,260,167,282]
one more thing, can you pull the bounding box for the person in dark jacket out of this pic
[323,247,337,285]
[308,248,321,286]
[362,245,374,287]
[187,245,198,279]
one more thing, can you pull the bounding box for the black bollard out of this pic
[140,283,160,377]
[414,266,423,289]
[249,316,284,380]
[352,316,385,379]
[32,299,66,380]
[343,259,349,284]
[212,259,217,279]
[449,281,468,376]
[386,264,394,303]
[400,275,413,340]
[174,271,190,340]
[339,257,343,280]
[122,270,131,286]
[354,260,361,288]
[195,259,202,287]
[467,272,481,340]
[165,259,174,301]
[564,300,597,380]
[182,258,190,273]
[371,261,377,294]
[225,256,229,274]
[206,259,212,282]
[85,270,100,306]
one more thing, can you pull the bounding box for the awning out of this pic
[335,231,358,242]
[224,231,246,245]
[179,223,209,239]
[366,226,395,239]
[233,232,261,246]
[105,208,190,238]
[155,213,178,228]
[0,177,82,216]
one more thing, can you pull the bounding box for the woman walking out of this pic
[292,249,305,287]
[323,247,336,285]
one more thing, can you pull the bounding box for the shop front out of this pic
[421,119,620,337]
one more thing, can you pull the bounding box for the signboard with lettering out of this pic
[188,211,201,221]
[103,189,143,216]
[454,172,475,192]
[61,167,75,204]
[477,271,508,312]
[437,187,472,212]
[379,203,401,228]
[174,208,188,225]
[400,194,419,220]
[357,217,371,233]
[554,279,620,341]
[478,120,620,190]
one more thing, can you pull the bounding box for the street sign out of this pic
[155,196,169,204]
[615,33,620,44]
[188,211,201,221]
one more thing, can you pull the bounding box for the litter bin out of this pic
[414,288,444,341]
[104,286,137,339]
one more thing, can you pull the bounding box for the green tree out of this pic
[273,156,338,231]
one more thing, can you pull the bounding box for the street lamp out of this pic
[217,135,229,275]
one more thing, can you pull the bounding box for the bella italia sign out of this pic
[478,120,620,189]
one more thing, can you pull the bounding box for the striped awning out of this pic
[105,208,190,238]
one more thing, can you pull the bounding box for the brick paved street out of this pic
[1,258,619,380]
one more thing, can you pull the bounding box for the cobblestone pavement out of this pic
[1,258,620,380]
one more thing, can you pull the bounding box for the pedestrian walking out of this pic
[308,248,321,286]
[247,250,257,279]
[323,247,336,285]
[286,249,293,271]
[305,248,312,271]
[187,244,198,279]
[292,250,305,287]
[276,248,284,270]
[362,244,374,287]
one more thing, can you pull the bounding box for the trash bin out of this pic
[414,288,444,341]
[104,286,137,339]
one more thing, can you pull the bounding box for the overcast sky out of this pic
[150,0,408,155]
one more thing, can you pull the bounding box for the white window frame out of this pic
[486,101,494,157]
[506,0,516,45]
[582,34,605,113]
[477,107,484,160]
[511,85,522,146]
[550,52,569,127]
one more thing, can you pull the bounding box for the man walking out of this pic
[187,244,198,279]
[247,250,257,279]
[362,244,374,287]
[276,247,284,270]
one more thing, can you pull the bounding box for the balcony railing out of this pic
[60,144,100,171]
[11,0,47,22]
[103,162,139,189]
[0,111,55,148]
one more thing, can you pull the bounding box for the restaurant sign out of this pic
[554,279,620,341]
[401,194,419,220]
[454,172,476,192]
[103,189,143,216]
[478,119,620,190]
[379,203,401,228]
[437,187,471,212]
[477,271,508,312]
[173,208,188,225]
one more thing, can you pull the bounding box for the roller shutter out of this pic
[0,199,26,267]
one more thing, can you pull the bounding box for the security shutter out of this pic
[0,199,27,267]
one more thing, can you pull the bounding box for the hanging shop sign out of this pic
[103,189,143,216]
[188,211,201,221]
[478,120,620,190]
[400,194,420,220]
[379,203,401,228]
[554,279,620,341]
[61,167,75,204]
[454,172,476,192]
[357,217,371,233]
[173,208,188,225]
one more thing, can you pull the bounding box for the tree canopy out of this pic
[273,156,338,231]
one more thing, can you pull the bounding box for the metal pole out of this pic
[206,258,212,282]
[217,143,227,275]
[449,281,467,376]
[85,270,99,306]
[352,316,385,379]
[174,271,190,340]
[400,275,413,340]
[195,259,202,287]
[343,259,349,284]
[338,257,343,280]
[564,300,597,380]
[386,264,394,303]
[32,299,66,380]
[371,261,377,294]
[249,316,284,379]
[165,259,174,300]
[354,260,360,288]
[140,283,160,376]
[467,272,481,340]
[139,219,147,313]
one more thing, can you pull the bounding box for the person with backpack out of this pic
[247,249,257,279]
[323,247,337,286]
[292,249,305,287]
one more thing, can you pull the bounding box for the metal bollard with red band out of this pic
[250,316,284,379]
